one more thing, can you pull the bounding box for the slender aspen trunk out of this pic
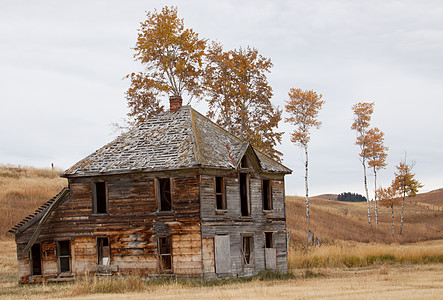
[391,205,395,240]
[374,169,378,228]
[305,144,309,223]
[400,191,405,235]
[363,160,372,228]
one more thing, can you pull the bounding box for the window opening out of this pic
[30,243,42,276]
[97,237,110,265]
[158,178,172,211]
[158,236,172,272]
[242,236,253,265]
[265,232,273,248]
[262,180,273,210]
[240,156,248,168]
[215,177,226,210]
[57,241,71,273]
[240,173,250,216]
[94,182,108,214]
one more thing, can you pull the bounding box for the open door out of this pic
[30,243,42,276]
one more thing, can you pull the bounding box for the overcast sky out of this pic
[1,0,442,197]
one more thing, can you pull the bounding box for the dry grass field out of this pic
[0,165,67,238]
[287,193,443,244]
[0,165,442,299]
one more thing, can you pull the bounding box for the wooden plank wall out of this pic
[200,170,288,278]
[15,171,202,283]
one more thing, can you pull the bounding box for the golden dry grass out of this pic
[1,238,443,299]
[0,165,442,298]
[0,165,67,237]
[288,239,443,269]
[286,195,443,244]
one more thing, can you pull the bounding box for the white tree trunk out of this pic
[363,160,372,228]
[400,191,405,235]
[391,205,395,240]
[374,169,378,228]
[305,144,310,223]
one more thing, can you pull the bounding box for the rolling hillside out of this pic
[0,165,441,243]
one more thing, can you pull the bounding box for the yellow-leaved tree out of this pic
[351,102,375,228]
[285,89,324,223]
[365,127,389,228]
[376,185,400,240]
[204,42,283,161]
[392,158,423,235]
[126,6,207,124]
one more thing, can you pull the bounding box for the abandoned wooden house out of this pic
[9,96,292,283]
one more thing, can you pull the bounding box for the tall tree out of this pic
[285,89,325,223]
[365,127,389,228]
[376,185,400,240]
[351,102,375,228]
[126,6,206,124]
[392,158,423,235]
[204,43,283,161]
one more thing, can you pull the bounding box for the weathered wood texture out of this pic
[200,169,288,278]
[15,172,202,283]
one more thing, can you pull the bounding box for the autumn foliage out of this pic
[204,43,283,161]
[285,88,324,222]
[125,6,283,160]
[126,6,206,123]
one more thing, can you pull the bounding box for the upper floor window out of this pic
[262,179,273,211]
[93,182,108,214]
[157,178,172,211]
[215,177,226,210]
[240,173,250,217]
[240,156,249,169]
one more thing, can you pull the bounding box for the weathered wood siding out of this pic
[15,171,202,283]
[200,169,288,278]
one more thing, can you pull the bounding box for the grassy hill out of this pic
[0,165,67,238]
[0,165,441,243]
[287,192,442,244]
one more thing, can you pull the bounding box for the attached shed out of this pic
[9,97,292,283]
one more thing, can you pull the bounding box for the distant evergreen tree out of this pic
[337,192,367,202]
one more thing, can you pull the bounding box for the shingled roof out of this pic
[62,106,291,177]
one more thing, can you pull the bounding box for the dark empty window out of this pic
[265,232,273,248]
[242,236,253,265]
[97,237,110,265]
[240,156,248,168]
[93,182,108,214]
[57,241,71,273]
[158,178,172,211]
[262,180,273,210]
[240,173,250,216]
[215,177,226,210]
[30,243,42,276]
[158,236,172,272]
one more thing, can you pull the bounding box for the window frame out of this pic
[241,235,254,266]
[158,235,172,273]
[92,181,108,215]
[57,240,71,274]
[215,176,227,211]
[262,179,273,211]
[239,173,251,217]
[156,178,173,212]
[97,237,111,266]
[265,232,274,249]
